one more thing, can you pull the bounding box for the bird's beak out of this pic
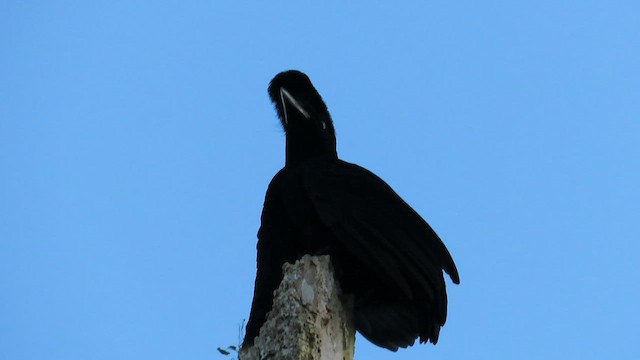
[280,87,310,125]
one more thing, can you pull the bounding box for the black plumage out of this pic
[244,70,459,351]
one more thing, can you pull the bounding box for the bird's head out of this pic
[268,70,337,164]
[268,70,335,136]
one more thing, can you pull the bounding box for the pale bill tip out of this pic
[280,87,310,120]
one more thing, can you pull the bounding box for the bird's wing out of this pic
[301,160,460,301]
[244,170,298,347]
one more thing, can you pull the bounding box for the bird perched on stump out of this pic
[244,70,460,351]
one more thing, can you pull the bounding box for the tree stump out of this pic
[240,255,355,360]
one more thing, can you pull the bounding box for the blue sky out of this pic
[1,1,639,359]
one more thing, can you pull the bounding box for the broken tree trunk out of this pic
[240,255,355,360]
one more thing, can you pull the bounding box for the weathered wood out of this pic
[240,255,355,360]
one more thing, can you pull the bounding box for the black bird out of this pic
[244,70,459,351]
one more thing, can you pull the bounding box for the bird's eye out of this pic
[321,121,327,130]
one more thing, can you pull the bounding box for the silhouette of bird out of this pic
[244,70,459,351]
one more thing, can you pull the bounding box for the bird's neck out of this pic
[285,135,337,166]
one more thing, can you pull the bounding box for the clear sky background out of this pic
[1,1,639,359]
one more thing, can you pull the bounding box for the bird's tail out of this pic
[354,300,444,352]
